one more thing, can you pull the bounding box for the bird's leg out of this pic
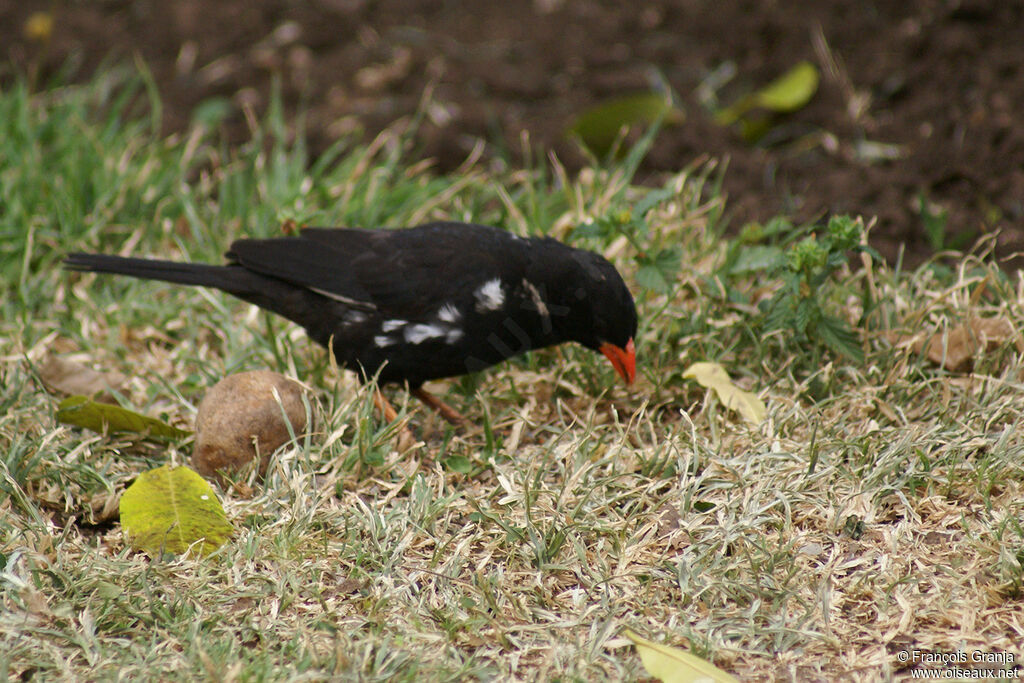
[373,388,399,423]
[373,389,416,452]
[411,387,466,425]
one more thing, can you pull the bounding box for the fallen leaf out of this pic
[23,11,53,42]
[623,629,739,683]
[39,355,126,403]
[568,91,684,158]
[57,395,190,440]
[120,465,233,557]
[715,61,819,126]
[900,316,1017,372]
[750,60,820,112]
[683,362,766,425]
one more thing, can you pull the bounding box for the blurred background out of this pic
[3,0,1022,266]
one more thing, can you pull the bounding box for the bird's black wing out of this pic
[226,222,530,320]
[225,232,377,310]
[298,222,529,318]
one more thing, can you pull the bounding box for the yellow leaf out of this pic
[715,61,819,126]
[23,11,54,43]
[120,466,233,558]
[623,629,738,683]
[683,362,766,425]
[752,61,819,112]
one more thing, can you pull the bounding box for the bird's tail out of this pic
[63,253,250,294]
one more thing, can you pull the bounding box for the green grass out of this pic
[4,68,1024,680]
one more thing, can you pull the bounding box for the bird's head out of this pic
[530,242,638,384]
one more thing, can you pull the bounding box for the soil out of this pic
[4,0,1022,267]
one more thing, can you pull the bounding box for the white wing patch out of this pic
[404,323,445,344]
[474,278,505,312]
[437,303,462,323]
[374,312,463,348]
[343,310,368,325]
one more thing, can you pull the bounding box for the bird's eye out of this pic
[574,287,586,300]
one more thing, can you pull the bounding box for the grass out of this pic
[4,67,1024,681]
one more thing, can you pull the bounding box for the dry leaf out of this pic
[907,316,1016,372]
[683,362,766,425]
[38,354,127,403]
[623,629,739,683]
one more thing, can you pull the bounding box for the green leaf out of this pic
[825,215,861,250]
[636,265,669,293]
[653,246,683,272]
[623,628,739,683]
[762,290,795,331]
[753,61,820,112]
[740,216,795,243]
[794,297,818,334]
[120,465,233,558]
[632,184,680,224]
[191,97,233,129]
[637,247,683,294]
[571,215,627,242]
[442,455,473,474]
[571,220,609,239]
[728,245,786,275]
[568,92,683,158]
[57,395,190,440]
[715,61,819,126]
[815,313,864,362]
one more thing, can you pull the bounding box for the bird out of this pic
[64,221,638,424]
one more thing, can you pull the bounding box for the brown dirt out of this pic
[4,0,1022,267]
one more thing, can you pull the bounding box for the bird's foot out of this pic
[373,389,418,452]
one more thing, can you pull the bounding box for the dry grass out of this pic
[3,70,1024,681]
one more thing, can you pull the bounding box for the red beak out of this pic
[599,338,636,385]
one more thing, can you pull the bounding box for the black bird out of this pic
[64,222,637,422]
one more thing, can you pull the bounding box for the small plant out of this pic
[725,215,876,363]
[572,199,683,297]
